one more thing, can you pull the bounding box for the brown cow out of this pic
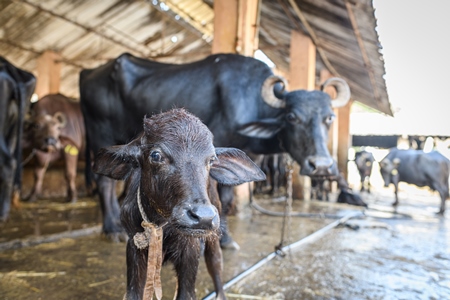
[94,108,265,300]
[23,94,85,203]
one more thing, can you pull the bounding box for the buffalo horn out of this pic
[261,75,287,108]
[321,77,351,108]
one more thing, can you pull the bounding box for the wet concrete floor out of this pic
[1,168,450,299]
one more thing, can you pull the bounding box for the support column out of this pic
[236,0,261,56]
[321,69,339,192]
[35,50,61,98]
[289,30,316,200]
[212,0,261,57]
[212,0,238,54]
[212,0,261,208]
[337,100,353,180]
[321,69,338,161]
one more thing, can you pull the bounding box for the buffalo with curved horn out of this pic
[80,53,350,247]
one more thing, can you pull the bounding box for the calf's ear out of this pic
[93,144,141,180]
[210,148,266,186]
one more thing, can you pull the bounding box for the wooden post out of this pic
[289,30,316,200]
[320,69,339,192]
[236,0,261,56]
[35,50,61,98]
[212,0,238,54]
[290,31,316,89]
[337,100,353,180]
[320,69,338,160]
[212,0,261,207]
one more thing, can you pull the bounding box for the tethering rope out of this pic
[131,185,167,300]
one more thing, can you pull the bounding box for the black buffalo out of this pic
[94,108,265,300]
[80,53,350,244]
[355,149,375,193]
[379,148,450,214]
[0,57,36,221]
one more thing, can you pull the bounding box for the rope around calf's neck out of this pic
[133,185,167,300]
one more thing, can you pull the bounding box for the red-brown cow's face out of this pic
[29,112,66,152]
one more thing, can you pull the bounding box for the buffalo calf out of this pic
[94,108,265,300]
[355,150,375,193]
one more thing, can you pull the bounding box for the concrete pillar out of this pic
[35,50,61,98]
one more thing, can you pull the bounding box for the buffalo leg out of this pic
[64,152,78,203]
[97,175,123,239]
[0,160,15,221]
[218,185,239,249]
[270,154,280,195]
[26,153,49,202]
[174,242,201,300]
[125,240,147,300]
[360,178,365,192]
[393,183,399,207]
[204,238,225,300]
[436,185,448,215]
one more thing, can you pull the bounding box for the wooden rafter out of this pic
[345,0,381,104]
[16,0,154,58]
[287,0,342,78]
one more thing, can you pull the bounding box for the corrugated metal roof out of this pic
[0,0,392,115]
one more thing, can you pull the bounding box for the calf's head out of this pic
[239,77,350,178]
[27,112,67,152]
[379,157,400,187]
[94,108,265,236]
[355,151,374,177]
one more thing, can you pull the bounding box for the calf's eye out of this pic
[150,151,162,163]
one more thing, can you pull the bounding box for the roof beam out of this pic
[0,38,86,68]
[286,0,342,78]
[16,0,154,58]
[164,0,214,41]
[345,1,381,104]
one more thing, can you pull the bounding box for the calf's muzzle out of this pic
[173,202,219,232]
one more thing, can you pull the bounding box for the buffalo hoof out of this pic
[103,221,127,243]
[104,231,128,243]
[67,197,77,203]
[220,236,240,250]
[23,194,38,203]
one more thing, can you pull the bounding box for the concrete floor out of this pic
[1,158,450,300]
